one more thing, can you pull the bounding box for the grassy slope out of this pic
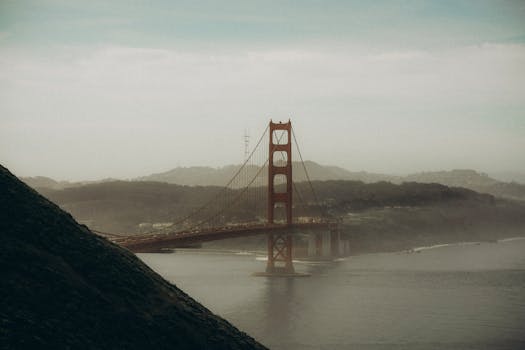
[0,165,266,350]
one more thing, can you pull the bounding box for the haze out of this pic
[1,0,524,181]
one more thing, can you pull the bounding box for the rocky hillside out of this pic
[0,165,266,349]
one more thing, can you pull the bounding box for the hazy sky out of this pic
[1,0,524,180]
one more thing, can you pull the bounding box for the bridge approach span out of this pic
[110,222,335,253]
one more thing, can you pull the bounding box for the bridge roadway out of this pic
[107,221,336,253]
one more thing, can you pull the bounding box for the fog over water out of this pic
[139,238,525,350]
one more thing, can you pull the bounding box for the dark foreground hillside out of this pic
[0,165,266,350]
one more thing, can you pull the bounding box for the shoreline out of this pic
[139,235,525,261]
[407,236,525,253]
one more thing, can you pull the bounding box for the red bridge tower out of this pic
[266,120,294,274]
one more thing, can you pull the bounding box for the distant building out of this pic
[152,222,173,230]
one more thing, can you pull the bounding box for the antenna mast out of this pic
[244,129,250,161]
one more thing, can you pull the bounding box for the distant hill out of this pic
[404,169,496,187]
[34,178,525,255]
[1,165,266,349]
[36,178,502,234]
[20,176,73,190]
[137,165,257,187]
[137,164,525,201]
[403,169,525,201]
[136,161,396,186]
[24,162,525,201]
[488,171,525,185]
[21,176,118,191]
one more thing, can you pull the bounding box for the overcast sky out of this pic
[1,0,524,180]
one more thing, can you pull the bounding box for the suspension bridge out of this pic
[97,120,347,275]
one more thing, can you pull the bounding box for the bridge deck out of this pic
[105,222,336,252]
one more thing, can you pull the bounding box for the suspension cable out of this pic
[187,127,288,230]
[291,125,324,217]
[160,124,270,231]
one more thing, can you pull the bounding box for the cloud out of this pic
[1,43,524,179]
[4,43,524,103]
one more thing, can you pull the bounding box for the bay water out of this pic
[138,238,525,349]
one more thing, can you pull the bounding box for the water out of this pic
[138,239,525,349]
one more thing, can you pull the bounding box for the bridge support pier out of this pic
[266,233,294,274]
[330,227,340,258]
[307,233,320,257]
[306,227,342,260]
[342,240,350,256]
